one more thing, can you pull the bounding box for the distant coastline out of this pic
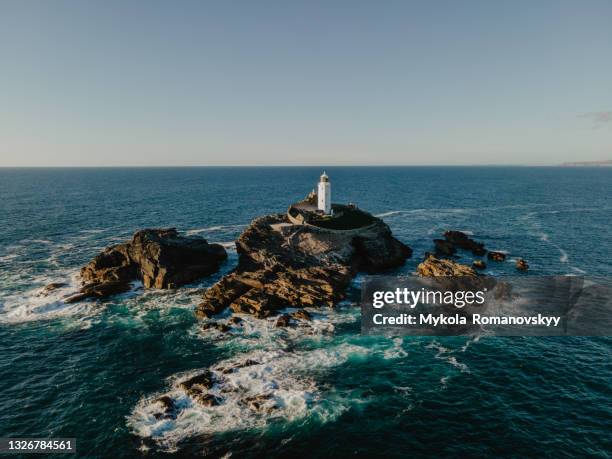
[560,160,612,167]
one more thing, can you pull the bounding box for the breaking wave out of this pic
[0,270,92,324]
[127,304,410,452]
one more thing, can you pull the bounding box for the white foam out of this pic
[460,335,481,352]
[426,341,470,374]
[185,225,246,236]
[128,306,377,451]
[383,337,408,359]
[128,340,365,451]
[0,273,154,325]
[375,210,405,218]
[375,208,472,219]
[393,385,412,394]
[0,253,19,262]
[0,271,94,324]
[212,241,236,250]
[79,229,107,234]
[524,216,571,265]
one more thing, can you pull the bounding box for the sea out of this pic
[0,167,610,458]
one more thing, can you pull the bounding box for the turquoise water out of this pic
[0,167,610,458]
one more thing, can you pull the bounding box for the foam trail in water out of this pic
[185,224,246,236]
[211,241,236,251]
[426,341,470,373]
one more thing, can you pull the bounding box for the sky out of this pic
[0,0,611,166]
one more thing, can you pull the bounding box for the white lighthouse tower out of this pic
[317,171,331,214]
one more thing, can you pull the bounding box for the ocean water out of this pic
[0,166,610,458]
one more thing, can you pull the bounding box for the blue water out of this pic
[0,167,610,458]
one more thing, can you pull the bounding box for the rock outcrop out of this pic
[516,258,529,271]
[472,260,486,270]
[179,371,218,406]
[196,213,411,318]
[417,253,477,277]
[38,282,68,297]
[417,253,497,300]
[434,239,457,257]
[443,230,486,256]
[487,251,507,262]
[71,228,227,302]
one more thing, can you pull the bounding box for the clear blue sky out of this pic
[1,0,611,166]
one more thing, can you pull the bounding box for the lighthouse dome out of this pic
[320,171,329,182]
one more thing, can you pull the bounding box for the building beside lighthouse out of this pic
[317,171,331,215]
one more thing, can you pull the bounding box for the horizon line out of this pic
[0,163,602,169]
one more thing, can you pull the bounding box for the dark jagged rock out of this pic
[179,371,217,405]
[201,322,231,333]
[516,258,529,271]
[196,212,411,319]
[72,228,227,302]
[228,316,243,325]
[472,260,487,270]
[38,282,68,296]
[275,314,292,328]
[417,253,477,277]
[195,393,219,407]
[243,394,276,413]
[434,239,456,257]
[64,281,131,303]
[180,371,214,392]
[487,251,507,262]
[291,309,312,321]
[219,359,260,374]
[444,230,486,256]
[153,396,177,420]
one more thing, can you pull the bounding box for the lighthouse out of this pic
[317,171,331,214]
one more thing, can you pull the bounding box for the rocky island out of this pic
[63,228,227,303]
[196,175,412,320]
[60,172,527,317]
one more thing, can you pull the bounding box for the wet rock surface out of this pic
[434,239,457,256]
[516,258,529,271]
[443,230,486,256]
[38,282,68,296]
[152,396,177,420]
[64,281,131,304]
[472,260,487,270]
[196,212,411,319]
[275,314,292,328]
[488,251,507,262]
[291,309,312,321]
[179,371,218,406]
